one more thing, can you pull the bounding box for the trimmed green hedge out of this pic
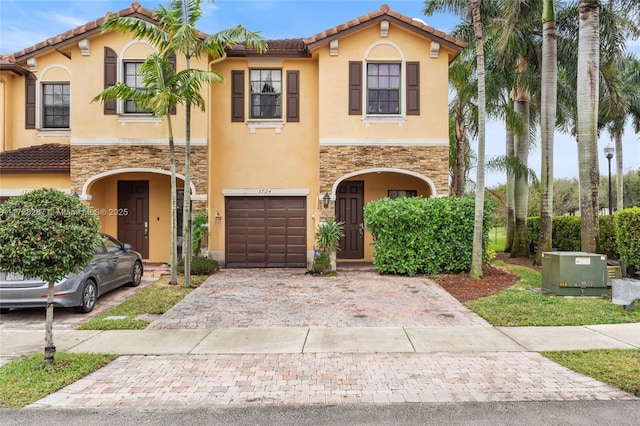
[527,208,639,265]
[616,207,640,268]
[527,216,581,252]
[364,196,493,276]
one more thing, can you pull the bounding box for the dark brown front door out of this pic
[118,181,149,259]
[225,196,306,268]
[336,181,364,259]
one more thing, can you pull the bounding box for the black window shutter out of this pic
[231,70,245,122]
[348,61,362,115]
[168,52,177,115]
[104,47,117,115]
[406,62,420,115]
[286,70,299,122]
[25,73,36,128]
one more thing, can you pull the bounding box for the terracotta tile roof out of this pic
[0,144,70,173]
[231,38,308,57]
[8,2,158,62]
[3,3,464,63]
[304,4,466,52]
[0,54,28,75]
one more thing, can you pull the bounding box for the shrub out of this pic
[177,256,219,275]
[313,252,331,273]
[597,215,619,259]
[191,210,210,257]
[616,207,640,268]
[315,217,344,254]
[528,215,623,258]
[364,196,493,276]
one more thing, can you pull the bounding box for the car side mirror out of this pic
[123,243,132,252]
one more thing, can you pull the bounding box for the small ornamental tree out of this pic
[0,189,100,365]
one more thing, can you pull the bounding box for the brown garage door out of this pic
[225,196,307,268]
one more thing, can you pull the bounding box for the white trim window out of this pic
[250,69,282,119]
[42,82,70,128]
[123,61,150,114]
[367,63,401,115]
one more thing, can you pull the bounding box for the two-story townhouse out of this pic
[0,3,465,269]
[207,4,465,268]
[0,2,209,263]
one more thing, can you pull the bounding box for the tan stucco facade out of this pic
[1,4,462,267]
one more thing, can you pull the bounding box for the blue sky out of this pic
[1,0,639,189]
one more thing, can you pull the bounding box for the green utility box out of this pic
[541,252,608,296]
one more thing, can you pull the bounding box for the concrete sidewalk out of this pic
[1,323,639,358]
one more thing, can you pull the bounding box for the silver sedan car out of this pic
[0,233,143,314]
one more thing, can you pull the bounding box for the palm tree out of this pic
[576,0,601,252]
[535,0,558,265]
[164,0,265,287]
[603,57,640,211]
[448,48,477,196]
[100,0,265,285]
[469,0,488,278]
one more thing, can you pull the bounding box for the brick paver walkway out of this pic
[148,270,489,329]
[30,352,635,408]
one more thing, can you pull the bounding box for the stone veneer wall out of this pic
[71,145,207,200]
[319,145,449,196]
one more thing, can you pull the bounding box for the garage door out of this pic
[225,196,307,268]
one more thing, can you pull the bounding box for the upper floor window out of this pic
[250,69,281,119]
[367,63,400,115]
[123,62,149,114]
[42,83,70,128]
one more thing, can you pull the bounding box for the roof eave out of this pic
[12,11,158,63]
[0,168,70,174]
[0,62,28,76]
[305,14,466,54]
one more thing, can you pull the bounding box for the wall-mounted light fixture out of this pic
[323,193,331,209]
[215,211,222,221]
[72,191,79,199]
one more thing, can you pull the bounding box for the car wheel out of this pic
[75,279,97,313]
[129,260,143,287]
[0,308,10,315]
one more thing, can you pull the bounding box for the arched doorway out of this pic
[332,168,436,262]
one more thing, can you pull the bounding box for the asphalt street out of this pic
[2,401,640,425]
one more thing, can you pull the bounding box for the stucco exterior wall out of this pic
[208,56,320,257]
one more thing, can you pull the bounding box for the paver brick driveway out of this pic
[148,269,490,329]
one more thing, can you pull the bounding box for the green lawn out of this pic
[488,226,507,253]
[543,349,640,396]
[0,352,117,408]
[78,275,207,330]
[466,262,640,326]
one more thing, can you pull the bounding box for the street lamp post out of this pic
[604,145,614,215]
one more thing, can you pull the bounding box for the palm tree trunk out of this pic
[44,280,56,365]
[511,97,530,258]
[505,124,515,253]
[536,0,558,265]
[168,118,178,285]
[453,105,467,196]
[182,3,192,288]
[615,131,623,211]
[183,101,192,288]
[577,0,600,253]
[470,0,486,279]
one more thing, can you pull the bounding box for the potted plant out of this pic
[314,217,345,273]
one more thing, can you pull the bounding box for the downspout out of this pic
[207,53,227,261]
[0,77,6,152]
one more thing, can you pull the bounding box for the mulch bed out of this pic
[432,252,539,303]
